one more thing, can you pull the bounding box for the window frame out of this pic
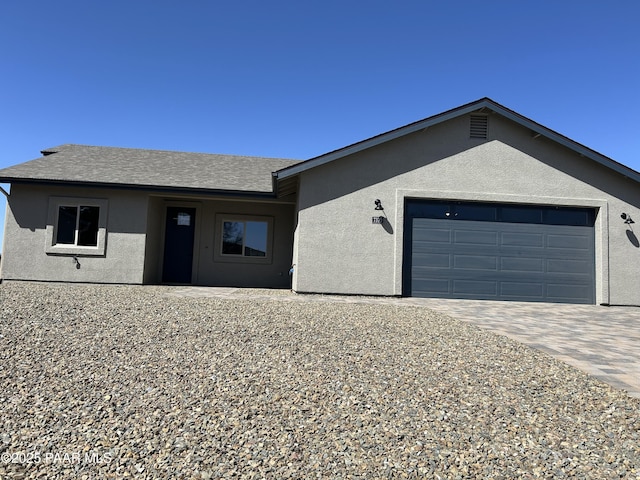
[214,214,273,264]
[46,197,108,256]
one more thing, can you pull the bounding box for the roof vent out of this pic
[470,115,488,139]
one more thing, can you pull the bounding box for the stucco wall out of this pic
[144,196,295,288]
[1,184,149,283]
[142,196,165,284]
[293,113,640,305]
[1,186,295,288]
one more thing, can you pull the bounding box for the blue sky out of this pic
[1,1,639,252]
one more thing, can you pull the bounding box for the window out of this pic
[222,220,268,256]
[56,205,100,246]
[215,215,273,263]
[46,197,108,255]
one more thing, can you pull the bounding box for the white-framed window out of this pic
[214,215,273,264]
[46,197,108,256]
[56,205,100,246]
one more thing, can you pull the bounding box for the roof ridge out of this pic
[40,144,300,162]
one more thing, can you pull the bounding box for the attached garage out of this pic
[277,99,640,305]
[403,200,596,304]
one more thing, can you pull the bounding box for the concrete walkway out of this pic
[169,287,640,399]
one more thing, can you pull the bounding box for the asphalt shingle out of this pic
[0,144,301,193]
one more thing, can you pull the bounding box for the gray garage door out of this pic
[403,201,596,304]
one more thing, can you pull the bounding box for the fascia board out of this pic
[0,178,278,199]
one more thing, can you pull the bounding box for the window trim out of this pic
[46,197,108,256]
[214,214,273,264]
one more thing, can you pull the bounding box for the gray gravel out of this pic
[0,282,638,479]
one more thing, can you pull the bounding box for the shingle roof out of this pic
[0,144,301,194]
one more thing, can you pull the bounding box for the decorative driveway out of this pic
[400,298,640,399]
[171,287,640,398]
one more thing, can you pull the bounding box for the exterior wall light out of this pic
[621,213,635,225]
[372,199,385,224]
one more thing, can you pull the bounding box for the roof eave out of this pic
[0,177,278,199]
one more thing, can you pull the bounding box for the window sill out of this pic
[45,245,105,256]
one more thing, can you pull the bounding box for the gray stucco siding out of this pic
[143,196,165,284]
[292,114,640,305]
[1,184,149,284]
[196,199,296,288]
[143,196,296,288]
[2,186,297,289]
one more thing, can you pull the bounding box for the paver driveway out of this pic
[171,287,640,398]
[400,298,640,399]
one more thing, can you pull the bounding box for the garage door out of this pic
[403,201,596,304]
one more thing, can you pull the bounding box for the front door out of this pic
[162,207,196,283]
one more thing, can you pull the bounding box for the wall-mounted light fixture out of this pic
[372,199,386,224]
[621,213,635,225]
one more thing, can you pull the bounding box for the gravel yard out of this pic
[0,282,638,479]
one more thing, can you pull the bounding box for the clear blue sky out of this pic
[1,1,639,252]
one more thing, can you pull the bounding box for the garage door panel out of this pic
[500,256,545,273]
[412,242,451,254]
[412,253,450,268]
[546,283,593,302]
[454,229,498,246]
[500,282,545,298]
[501,232,545,247]
[453,280,498,296]
[547,234,591,250]
[412,278,451,294]
[413,224,451,243]
[454,254,497,270]
[547,259,592,275]
[406,202,595,304]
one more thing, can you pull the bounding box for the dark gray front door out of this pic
[403,201,596,304]
[162,207,196,283]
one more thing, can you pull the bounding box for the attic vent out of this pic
[470,115,488,139]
